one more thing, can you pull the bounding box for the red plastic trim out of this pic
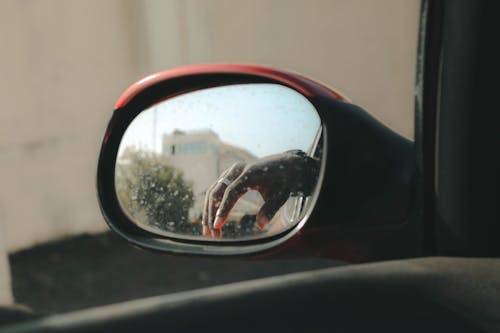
[115,63,349,109]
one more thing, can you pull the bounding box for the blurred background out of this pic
[0,0,419,313]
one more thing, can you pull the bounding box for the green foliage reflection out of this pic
[116,149,196,233]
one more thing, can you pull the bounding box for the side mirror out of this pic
[97,64,416,260]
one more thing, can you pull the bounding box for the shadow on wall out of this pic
[9,232,341,314]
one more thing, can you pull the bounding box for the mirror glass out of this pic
[115,84,322,241]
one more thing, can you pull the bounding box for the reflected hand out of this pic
[202,150,319,235]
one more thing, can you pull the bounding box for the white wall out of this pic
[0,1,139,252]
[140,0,420,139]
[0,225,12,305]
[0,0,420,304]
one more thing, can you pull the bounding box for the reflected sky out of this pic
[120,83,321,158]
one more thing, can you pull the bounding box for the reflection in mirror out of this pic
[115,84,322,241]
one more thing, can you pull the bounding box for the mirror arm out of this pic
[312,97,415,226]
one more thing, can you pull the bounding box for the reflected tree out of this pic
[116,148,195,232]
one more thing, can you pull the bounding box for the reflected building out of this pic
[162,130,258,220]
